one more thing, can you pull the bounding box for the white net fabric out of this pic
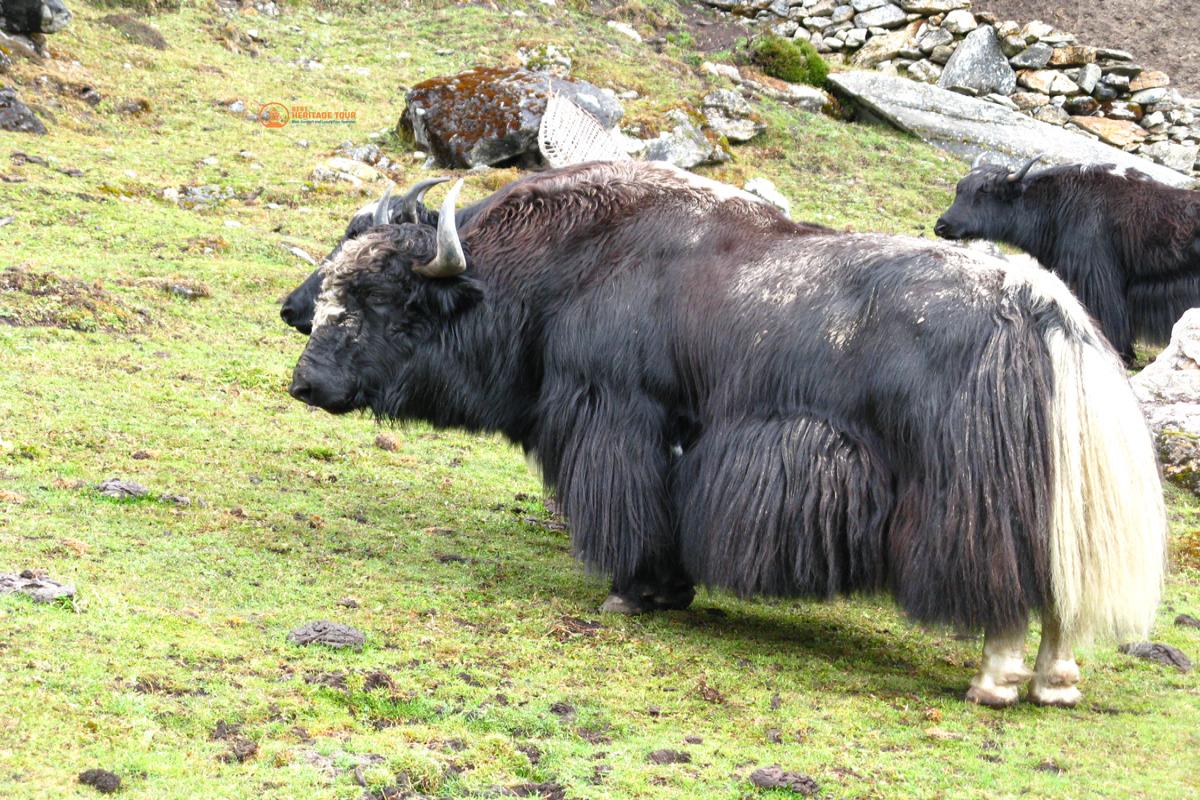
[538,93,630,168]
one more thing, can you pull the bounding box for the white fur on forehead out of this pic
[310,229,404,331]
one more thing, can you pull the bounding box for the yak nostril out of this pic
[281,304,297,324]
[289,378,314,404]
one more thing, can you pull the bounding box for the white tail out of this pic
[997,257,1166,645]
[1045,331,1166,644]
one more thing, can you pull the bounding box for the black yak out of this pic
[0,0,70,33]
[287,161,1165,707]
[935,157,1200,363]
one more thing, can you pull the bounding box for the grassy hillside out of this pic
[1,2,1197,798]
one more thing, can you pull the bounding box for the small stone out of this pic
[1071,116,1147,147]
[908,59,942,83]
[1118,642,1192,673]
[929,44,956,65]
[78,769,121,794]
[744,178,791,217]
[647,749,691,764]
[1096,48,1134,62]
[1032,105,1069,125]
[1019,20,1053,43]
[999,34,1025,57]
[0,571,75,603]
[287,620,365,649]
[1009,42,1053,69]
[1048,45,1096,66]
[1076,63,1102,94]
[898,0,967,11]
[750,765,820,795]
[1140,140,1199,172]
[1130,88,1169,106]
[1130,70,1170,92]
[1064,96,1099,116]
[0,87,46,135]
[853,3,907,29]
[851,0,888,10]
[941,9,977,35]
[97,478,148,499]
[1010,91,1049,110]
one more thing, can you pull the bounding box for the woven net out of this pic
[538,93,630,168]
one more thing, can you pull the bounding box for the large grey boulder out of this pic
[0,86,44,134]
[400,67,622,169]
[1132,309,1200,495]
[827,70,1196,188]
[938,26,1016,96]
[644,109,731,170]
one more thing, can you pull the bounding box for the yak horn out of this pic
[399,176,451,224]
[372,182,395,226]
[971,152,987,170]
[1007,155,1043,183]
[415,179,466,278]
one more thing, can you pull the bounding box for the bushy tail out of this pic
[1017,265,1168,645]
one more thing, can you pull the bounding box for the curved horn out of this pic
[415,179,466,279]
[372,182,395,226]
[399,176,451,224]
[971,152,987,170]
[1007,155,1043,183]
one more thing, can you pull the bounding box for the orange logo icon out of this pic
[258,102,290,128]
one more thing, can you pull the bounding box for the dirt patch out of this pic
[673,2,752,53]
[1118,642,1193,672]
[78,769,121,794]
[100,14,169,50]
[974,1,1200,97]
[646,748,691,765]
[749,765,819,795]
[0,267,148,333]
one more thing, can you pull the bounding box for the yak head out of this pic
[289,179,480,417]
[934,155,1043,242]
[280,177,450,334]
[1,0,72,33]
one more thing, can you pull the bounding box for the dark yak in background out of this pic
[0,0,71,33]
[285,161,1165,708]
[935,158,1200,363]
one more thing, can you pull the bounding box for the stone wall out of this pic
[699,0,1200,178]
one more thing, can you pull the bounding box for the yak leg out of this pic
[602,557,695,615]
[1029,612,1082,707]
[966,625,1032,708]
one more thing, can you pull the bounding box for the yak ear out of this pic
[408,274,483,319]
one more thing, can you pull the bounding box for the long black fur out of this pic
[289,161,1072,634]
[936,162,1200,362]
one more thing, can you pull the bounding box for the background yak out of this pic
[287,161,1166,708]
[935,157,1200,363]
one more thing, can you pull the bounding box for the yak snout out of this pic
[280,298,313,335]
[933,217,957,240]
[289,359,355,414]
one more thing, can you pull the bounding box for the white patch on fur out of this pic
[1030,613,1082,706]
[1103,163,1131,179]
[649,162,769,207]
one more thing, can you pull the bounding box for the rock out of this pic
[749,765,820,795]
[937,26,1015,97]
[1031,105,1069,125]
[606,20,642,42]
[702,89,765,143]
[940,9,976,35]
[78,769,120,794]
[1070,116,1147,147]
[1130,70,1170,92]
[1176,614,1200,628]
[2,0,71,34]
[850,26,913,68]
[1118,642,1192,673]
[97,478,148,499]
[917,26,952,53]
[853,3,906,30]
[1097,48,1134,62]
[1010,91,1049,110]
[1018,69,1079,95]
[400,67,623,169]
[1019,20,1053,43]
[827,70,1194,187]
[1064,96,1099,116]
[310,156,381,190]
[0,570,75,603]
[1047,45,1096,66]
[851,0,888,11]
[644,109,730,169]
[1140,140,1199,172]
[1131,309,1200,493]
[898,0,967,11]
[1130,87,1169,106]
[1009,42,1052,69]
[287,620,365,649]
[1076,63,1102,94]
[723,67,830,113]
[744,177,790,217]
[907,59,941,83]
[516,43,572,76]
[0,87,44,134]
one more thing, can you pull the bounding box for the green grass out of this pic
[1,2,1198,798]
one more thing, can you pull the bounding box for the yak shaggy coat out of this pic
[294,161,1165,651]
[937,162,1200,361]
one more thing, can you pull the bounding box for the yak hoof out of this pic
[965,684,1020,708]
[1028,683,1082,707]
[600,593,651,615]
